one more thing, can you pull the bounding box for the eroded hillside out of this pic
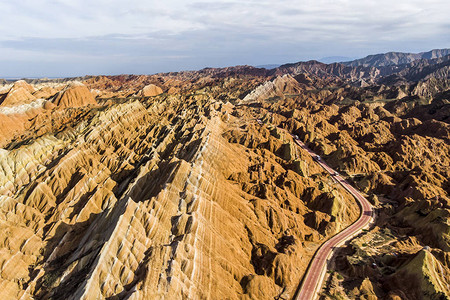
[239,76,450,299]
[0,84,360,299]
[0,52,449,299]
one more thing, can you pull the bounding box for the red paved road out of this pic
[293,137,374,300]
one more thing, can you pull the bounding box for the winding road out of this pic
[292,136,374,300]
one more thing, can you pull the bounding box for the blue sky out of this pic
[0,0,449,77]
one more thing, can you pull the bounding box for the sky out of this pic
[0,0,449,77]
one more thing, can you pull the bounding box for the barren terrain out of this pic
[0,49,449,299]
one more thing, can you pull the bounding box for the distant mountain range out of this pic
[318,56,354,64]
[255,64,281,69]
[219,48,450,87]
[267,48,450,87]
[4,48,450,90]
[341,48,450,67]
[255,49,450,71]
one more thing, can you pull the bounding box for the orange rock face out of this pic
[33,86,59,99]
[0,80,36,107]
[0,53,449,299]
[0,91,359,300]
[52,83,97,108]
[138,84,163,97]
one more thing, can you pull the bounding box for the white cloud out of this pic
[0,0,449,76]
[1,0,448,40]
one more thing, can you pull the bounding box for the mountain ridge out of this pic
[0,47,449,300]
[341,48,450,67]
